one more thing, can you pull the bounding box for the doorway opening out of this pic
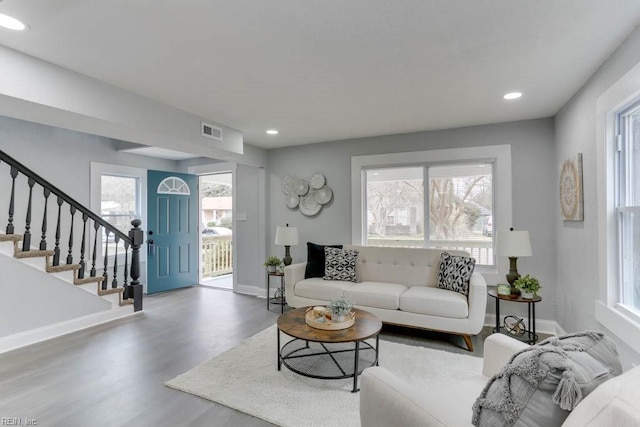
[199,173,233,290]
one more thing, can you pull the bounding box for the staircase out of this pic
[0,149,143,345]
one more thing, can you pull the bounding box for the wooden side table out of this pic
[267,271,286,313]
[488,289,541,344]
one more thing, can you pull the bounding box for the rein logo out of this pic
[1,418,37,425]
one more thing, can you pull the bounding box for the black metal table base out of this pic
[277,331,379,393]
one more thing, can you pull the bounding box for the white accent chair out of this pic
[360,333,640,426]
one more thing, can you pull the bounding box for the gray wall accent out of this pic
[555,27,640,366]
[268,118,557,320]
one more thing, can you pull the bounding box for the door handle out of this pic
[147,230,155,256]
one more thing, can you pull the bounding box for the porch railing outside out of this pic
[366,238,494,265]
[202,235,233,277]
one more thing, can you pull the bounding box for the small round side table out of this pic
[488,289,541,344]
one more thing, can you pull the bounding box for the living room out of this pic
[1,1,640,426]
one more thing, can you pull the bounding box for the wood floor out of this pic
[0,286,529,427]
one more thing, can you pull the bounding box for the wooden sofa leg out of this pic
[462,335,474,352]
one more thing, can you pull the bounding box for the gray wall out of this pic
[268,118,557,321]
[555,27,640,366]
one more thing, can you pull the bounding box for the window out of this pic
[90,163,146,261]
[615,101,640,315]
[364,162,494,266]
[352,144,511,273]
[100,174,140,250]
[595,61,640,354]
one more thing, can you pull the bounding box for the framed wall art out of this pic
[559,153,583,221]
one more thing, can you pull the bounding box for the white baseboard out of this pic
[484,313,559,336]
[235,283,260,297]
[0,306,139,355]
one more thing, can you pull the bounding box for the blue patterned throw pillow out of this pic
[437,252,476,296]
[323,247,359,282]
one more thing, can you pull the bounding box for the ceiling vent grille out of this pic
[201,122,223,141]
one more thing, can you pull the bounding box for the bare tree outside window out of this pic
[365,163,494,265]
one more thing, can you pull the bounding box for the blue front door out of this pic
[147,170,198,294]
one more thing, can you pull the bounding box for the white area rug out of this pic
[166,325,482,427]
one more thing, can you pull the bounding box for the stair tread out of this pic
[120,299,134,306]
[98,287,124,296]
[46,263,81,273]
[15,249,55,259]
[0,234,22,242]
[74,276,105,285]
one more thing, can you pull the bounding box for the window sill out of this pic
[595,300,640,354]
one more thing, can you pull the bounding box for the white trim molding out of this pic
[595,59,640,351]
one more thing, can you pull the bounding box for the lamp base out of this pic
[283,245,292,266]
[506,256,521,295]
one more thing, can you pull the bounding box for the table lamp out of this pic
[496,228,532,293]
[275,224,299,266]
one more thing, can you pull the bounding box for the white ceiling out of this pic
[1,0,640,150]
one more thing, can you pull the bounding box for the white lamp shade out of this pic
[496,229,532,257]
[275,226,299,246]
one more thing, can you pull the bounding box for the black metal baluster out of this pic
[53,197,63,266]
[21,177,36,251]
[102,229,109,290]
[90,222,99,277]
[40,188,51,250]
[66,206,76,264]
[6,166,18,234]
[111,235,119,288]
[78,214,88,279]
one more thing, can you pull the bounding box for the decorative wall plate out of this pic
[299,195,321,216]
[309,173,326,190]
[293,179,309,196]
[312,186,332,205]
[281,174,296,195]
[285,193,299,209]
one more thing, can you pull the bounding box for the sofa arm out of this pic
[481,333,529,377]
[284,262,306,303]
[360,367,449,427]
[466,273,488,335]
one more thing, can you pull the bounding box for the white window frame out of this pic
[90,162,147,264]
[596,60,640,354]
[351,145,511,275]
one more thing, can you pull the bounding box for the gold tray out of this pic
[305,309,355,330]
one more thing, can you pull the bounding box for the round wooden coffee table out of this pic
[277,307,382,392]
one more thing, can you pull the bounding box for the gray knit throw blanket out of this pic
[472,331,619,426]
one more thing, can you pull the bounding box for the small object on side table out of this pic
[497,283,511,296]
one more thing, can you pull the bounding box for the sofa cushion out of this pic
[304,242,343,279]
[294,278,355,301]
[472,331,622,427]
[437,252,476,296]
[399,286,469,319]
[324,247,359,282]
[344,281,408,310]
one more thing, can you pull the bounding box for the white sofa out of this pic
[284,245,487,351]
[360,333,640,426]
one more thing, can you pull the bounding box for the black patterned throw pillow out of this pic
[323,247,359,282]
[437,252,476,296]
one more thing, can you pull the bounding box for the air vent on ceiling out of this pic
[201,122,223,141]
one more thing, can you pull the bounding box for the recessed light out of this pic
[503,92,522,100]
[266,129,278,135]
[0,13,27,31]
